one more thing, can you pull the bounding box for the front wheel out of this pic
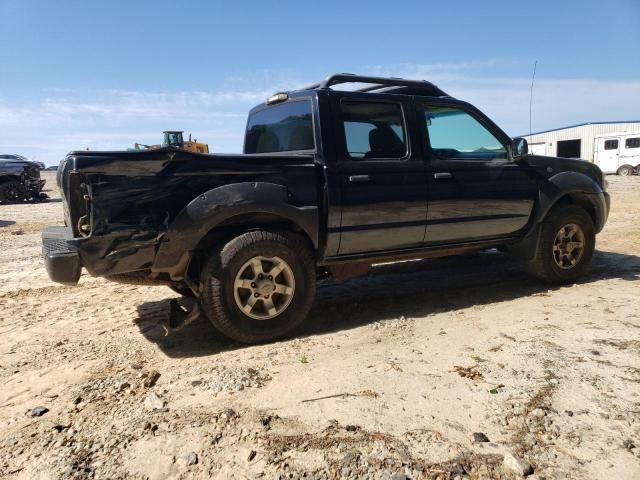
[199,230,316,344]
[527,205,595,284]
[0,181,27,204]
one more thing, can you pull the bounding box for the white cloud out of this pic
[0,90,253,128]
[1,62,638,165]
[365,63,640,135]
[0,87,262,161]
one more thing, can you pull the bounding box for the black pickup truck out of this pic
[43,74,610,343]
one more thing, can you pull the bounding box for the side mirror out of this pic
[512,137,528,160]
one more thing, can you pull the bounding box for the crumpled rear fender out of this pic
[152,182,318,279]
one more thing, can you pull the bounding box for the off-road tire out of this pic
[617,165,633,176]
[199,230,316,344]
[526,204,595,284]
[0,180,27,204]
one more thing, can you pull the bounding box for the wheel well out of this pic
[552,193,597,225]
[0,175,20,184]
[184,212,315,283]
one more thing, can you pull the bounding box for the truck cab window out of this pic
[245,100,315,154]
[422,105,506,160]
[341,101,407,160]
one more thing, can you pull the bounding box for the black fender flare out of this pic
[534,171,607,230]
[152,182,319,279]
[513,171,609,261]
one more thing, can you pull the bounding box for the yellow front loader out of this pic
[134,131,209,153]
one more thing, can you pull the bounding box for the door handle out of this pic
[348,174,370,184]
[433,172,453,179]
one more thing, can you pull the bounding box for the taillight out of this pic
[67,172,91,237]
[77,182,92,237]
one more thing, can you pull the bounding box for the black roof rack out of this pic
[298,73,448,97]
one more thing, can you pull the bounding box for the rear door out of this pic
[595,137,620,173]
[418,102,538,244]
[326,95,428,255]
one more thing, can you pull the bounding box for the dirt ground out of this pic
[1,171,639,479]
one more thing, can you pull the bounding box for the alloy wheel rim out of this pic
[233,255,295,320]
[3,184,22,201]
[552,223,585,270]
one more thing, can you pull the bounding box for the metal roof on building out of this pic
[522,120,640,137]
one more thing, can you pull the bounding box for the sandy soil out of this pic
[0,171,639,479]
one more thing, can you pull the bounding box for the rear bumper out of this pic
[42,226,82,285]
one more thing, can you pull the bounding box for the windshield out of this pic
[244,100,315,154]
[164,132,183,146]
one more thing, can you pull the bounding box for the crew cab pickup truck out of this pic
[43,74,610,343]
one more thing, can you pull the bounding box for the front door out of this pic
[595,137,621,173]
[328,97,427,255]
[418,102,538,244]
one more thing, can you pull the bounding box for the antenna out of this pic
[529,60,538,143]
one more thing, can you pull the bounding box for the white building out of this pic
[524,121,640,161]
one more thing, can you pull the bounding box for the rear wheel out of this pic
[199,230,316,344]
[0,181,27,204]
[527,205,595,284]
[617,165,633,176]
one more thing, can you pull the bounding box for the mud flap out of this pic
[508,222,543,262]
[168,298,201,330]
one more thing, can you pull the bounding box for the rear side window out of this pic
[625,137,640,149]
[245,100,315,154]
[604,139,618,150]
[341,101,407,160]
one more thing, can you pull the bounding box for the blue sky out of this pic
[1,0,639,165]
